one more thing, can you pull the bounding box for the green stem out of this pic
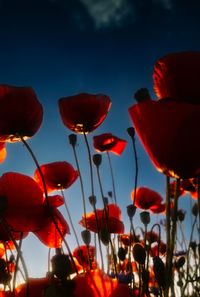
[106,151,117,204]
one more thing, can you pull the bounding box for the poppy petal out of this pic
[58,93,111,134]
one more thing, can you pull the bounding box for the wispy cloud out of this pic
[79,0,135,29]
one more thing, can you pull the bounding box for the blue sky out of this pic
[0,0,200,277]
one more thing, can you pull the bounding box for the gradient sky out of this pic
[1,0,200,278]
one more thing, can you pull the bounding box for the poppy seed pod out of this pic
[81,229,91,246]
[177,209,185,222]
[126,204,136,219]
[132,243,146,265]
[140,211,150,225]
[92,154,102,167]
[68,134,77,146]
[126,127,135,138]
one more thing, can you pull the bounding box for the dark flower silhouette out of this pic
[0,85,43,142]
[58,93,111,134]
[34,161,79,193]
[93,133,127,155]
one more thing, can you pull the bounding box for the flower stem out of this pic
[106,151,117,205]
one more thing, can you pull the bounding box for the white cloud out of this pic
[80,0,135,29]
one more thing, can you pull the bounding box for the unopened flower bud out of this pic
[127,127,135,138]
[118,247,127,261]
[108,191,112,198]
[51,253,74,279]
[153,256,165,288]
[192,203,198,217]
[134,88,151,103]
[175,256,185,269]
[103,197,108,206]
[68,134,77,146]
[81,229,91,245]
[189,241,197,253]
[92,154,102,167]
[127,204,136,219]
[99,229,110,246]
[89,195,97,206]
[177,209,185,222]
[132,243,146,265]
[140,211,150,225]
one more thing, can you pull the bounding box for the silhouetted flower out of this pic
[93,133,127,155]
[0,85,43,142]
[58,93,111,134]
[34,161,79,193]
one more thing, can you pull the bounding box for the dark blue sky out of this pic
[0,0,200,277]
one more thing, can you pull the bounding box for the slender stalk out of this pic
[70,138,88,229]
[127,128,138,205]
[83,133,104,271]
[12,232,23,292]
[20,136,78,274]
[106,151,117,204]
[61,189,80,248]
[164,175,171,297]
[95,165,117,277]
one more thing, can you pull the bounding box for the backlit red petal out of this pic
[129,99,200,178]
[153,51,200,103]
[58,93,111,134]
[34,161,78,193]
[93,133,127,155]
[0,85,43,142]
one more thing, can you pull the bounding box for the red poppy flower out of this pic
[129,97,200,178]
[153,51,200,104]
[79,204,124,234]
[34,161,79,193]
[0,85,43,142]
[58,93,111,134]
[15,277,52,297]
[109,284,133,297]
[149,203,165,214]
[132,187,163,210]
[0,172,44,207]
[73,245,96,268]
[74,269,118,297]
[119,234,135,246]
[93,133,127,155]
[33,208,70,248]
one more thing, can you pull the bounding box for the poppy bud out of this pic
[127,204,136,219]
[134,88,151,103]
[175,256,185,269]
[99,228,110,246]
[68,134,77,146]
[177,280,183,287]
[89,195,97,206]
[189,241,197,253]
[103,197,109,206]
[140,211,150,225]
[92,154,102,167]
[127,127,135,138]
[132,243,146,265]
[108,191,113,198]
[192,203,198,217]
[81,229,91,245]
[118,247,127,261]
[51,253,74,279]
[153,256,165,288]
[177,209,185,222]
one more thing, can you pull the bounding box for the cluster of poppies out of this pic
[0,52,199,296]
